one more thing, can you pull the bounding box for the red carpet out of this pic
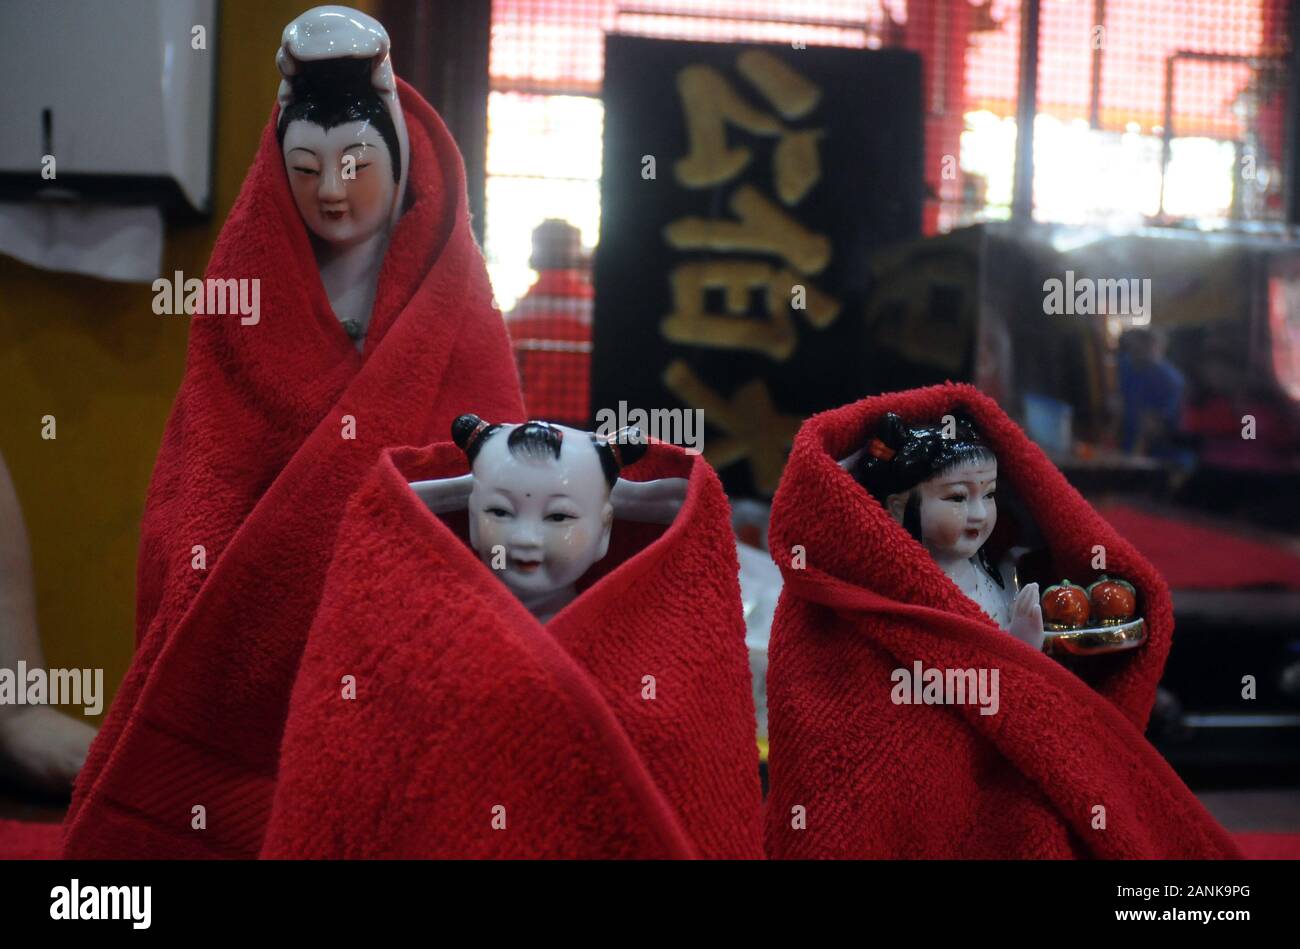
[1232,832,1300,859]
[0,819,60,859]
[1097,504,1300,591]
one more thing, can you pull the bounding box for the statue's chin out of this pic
[307,220,386,251]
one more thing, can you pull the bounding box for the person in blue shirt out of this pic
[1118,328,1187,460]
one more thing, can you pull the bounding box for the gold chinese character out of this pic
[773,129,823,205]
[674,59,826,203]
[660,259,840,361]
[675,65,782,188]
[662,260,797,360]
[665,184,831,274]
[736,49,822,120]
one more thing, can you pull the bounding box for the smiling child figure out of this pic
[452,415,648,623]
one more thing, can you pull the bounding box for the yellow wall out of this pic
[0,0,376,717]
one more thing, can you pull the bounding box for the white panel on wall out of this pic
[0,0,217,214]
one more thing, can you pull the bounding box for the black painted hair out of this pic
[851,411,994,502]
[851,411,1001,583]
[276,58,402,183]
[452,415,648,488]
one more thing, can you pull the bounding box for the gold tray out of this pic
[1044,617,1146,656]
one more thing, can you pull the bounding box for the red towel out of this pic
[261,440,763,858]
[765,383,1240,859]
[58,80,525,858]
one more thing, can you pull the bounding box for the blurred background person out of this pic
[1117,326,1188,463]
[504,219,593,429]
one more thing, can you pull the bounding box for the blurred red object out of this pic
[1098,503,1300,590]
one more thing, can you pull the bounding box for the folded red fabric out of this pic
[261,440,763,858]
[57,80,525,858]
[764,383,1240,859]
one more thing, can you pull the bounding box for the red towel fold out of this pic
[58,80,525,858]
[261,440,763,858]
[765,383,1240,859]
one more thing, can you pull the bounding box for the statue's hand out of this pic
[1008,582,1045,651]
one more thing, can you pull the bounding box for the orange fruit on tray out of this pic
[1086,575,1137,624]
[1041,580,1091,629]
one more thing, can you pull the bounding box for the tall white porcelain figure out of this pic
[276,5,410,347]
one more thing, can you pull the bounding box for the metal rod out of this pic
[1158,54,1175,218]
[614,4,871,32]
[1088,0,1106,129]
[1012,0,1041,222]
[1289,0,1300,224]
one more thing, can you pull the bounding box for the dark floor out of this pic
[3,786,1298,834]
[0,786,64,824]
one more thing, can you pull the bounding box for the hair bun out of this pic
[290,57,373,99]
[613,427,649,467]
[590,426,646,488]
[451,413,485,451]
[877,411,910,450]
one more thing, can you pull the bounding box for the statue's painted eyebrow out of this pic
[288,146,318,156]
[342,142,379,153]
[938,475,997,489]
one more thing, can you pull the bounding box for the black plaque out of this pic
[593,35,923,496]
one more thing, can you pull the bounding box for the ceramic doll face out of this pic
[467,427,614,607]
[282,119,396,248]
[888,459,997,562]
